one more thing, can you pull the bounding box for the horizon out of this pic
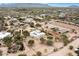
[0,3,79,7]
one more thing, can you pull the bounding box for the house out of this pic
[59,12,66,18]
[30,30,45,39]
[23,18,34,23]
[35,16,43,20]
[9,18,19,26]
[0,31,11,39]
[4,16,11,20]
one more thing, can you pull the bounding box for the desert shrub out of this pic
[18,17,25,22]
[36,51,42,56]
[28,40,35,46]
[69,45,74,50]
[47,36,53,40]
[16,42,25,51]
[61,34,70,46]
[35,23,41,27]
[22,30,30,37]
[46,40,53,46]
[53,48,58,52]
[29,22,35,27]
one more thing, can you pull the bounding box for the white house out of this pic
[30,30,45,39]
[0,31,11,39]
[59,12,66,18]
[9,18,19,24]
[23,18,34,23]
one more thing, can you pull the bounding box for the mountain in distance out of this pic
[69,5,79,8]
[0,3,50,8]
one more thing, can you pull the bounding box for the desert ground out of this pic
[0,7,79,56]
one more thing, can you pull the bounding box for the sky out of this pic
[48,3,79,7]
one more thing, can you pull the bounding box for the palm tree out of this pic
[28,40,35,46]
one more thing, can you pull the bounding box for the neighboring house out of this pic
[40,14,46,17]
[30,30,45,39]
[23,18,34,23]
[9,18,19,26]
[4,16,11,20]
[0,32,11,39]
[35,16,43,20]
[59,12,66,18]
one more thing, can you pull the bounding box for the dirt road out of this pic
[50,20,79,33]
[47,38,79,56]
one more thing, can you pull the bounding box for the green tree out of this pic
[22,30,30,38]
[3,37,12,47]
[14,32,23,43]
[47,36,53,40]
